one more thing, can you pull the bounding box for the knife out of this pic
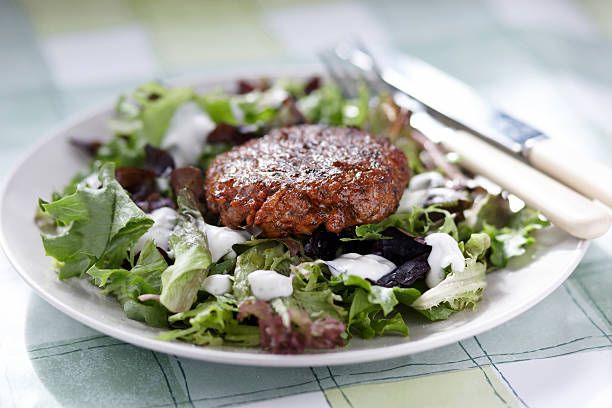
[378,56,612,208]
[402,104,611,240]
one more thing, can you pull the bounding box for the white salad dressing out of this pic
[424,232,465,288]
[396,171,447,213]
[200,223,250,262]
[257,87,289,108]
[155,176,170,193]
[201,274,233,296]
[408,171,446,191]
[325,253,396,282]
[162,102,215,167]
[79,173,102,189]
[396,189,428,213]
[247,270,293,300]
[135,207,178,253]
[229,99,245,123]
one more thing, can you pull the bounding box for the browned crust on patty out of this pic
[205,125,410,237]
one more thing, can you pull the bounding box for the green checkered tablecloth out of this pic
[1,1,611,407]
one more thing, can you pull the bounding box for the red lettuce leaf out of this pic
[303,76,321,95]
[70,138,102,156]
[369,228,431,266]
[115,167,157,201]
[207,123,260,146]
[238,299,345,354]
[236,78,271,94]
[170,167,206,209]
[375,254,430,288]
[144,144,175,176]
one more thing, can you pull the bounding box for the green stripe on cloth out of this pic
[127,0,284,69]
[581,0,612,33]
[21,0,133,36]
[324,366,519,408]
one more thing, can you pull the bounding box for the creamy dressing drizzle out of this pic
[229,99,245,123]
[396,190,428,213]
[162,102,215,167]
[80,173,102,190]
[247,270,293,300]
[260,87,289,107]
[201,223,249,262]
[424,232,465,288]
[396,171,447,212]
[408,171,446,191]
[201,274,233,296]
[325,253,396,282]
[155,177,170,193]
[135,207,178,253]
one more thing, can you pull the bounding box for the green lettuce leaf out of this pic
[344,275,421,315]
[87,240,169,327]
[97,92,148,166]
[347,206,458,241]
[288,261,347,320]
[197,86,297,127]
[297,84,369,127]
[101,82,194,163]
[462,194,512,232]
[462,232,491,262]
[160,295,260,346]
[132,83,195,146]
[208,257,237,276]
[483,207,549,268]
[40,163,153,279]
[95,134,146,167]
[341,85,370,128]
[411,255,487,321]
[232,241,300,302]
[331,274,420,339]
[461,194,549,268]
[159,194,212,313]
[238,102,277,125]
[298,84,343,125]
[395,136,426,174]
[256,261,349,339]
[410,232,491,321]
[196,92,238,125]
[123,300,168,327]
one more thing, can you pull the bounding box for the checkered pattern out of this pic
[1,1,611,407]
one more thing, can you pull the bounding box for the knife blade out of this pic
[378,54,612,207]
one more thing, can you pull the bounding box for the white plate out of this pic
[0,73,588,367]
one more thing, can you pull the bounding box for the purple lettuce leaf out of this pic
[207,123,260,146]
[143,144,175,176]
[238,299,345,354]
[375,254,430,288]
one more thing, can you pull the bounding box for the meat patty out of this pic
[205,125,410,237]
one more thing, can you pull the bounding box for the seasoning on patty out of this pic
[205,124,410,237]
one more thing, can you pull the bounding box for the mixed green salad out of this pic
[36,77,548,353]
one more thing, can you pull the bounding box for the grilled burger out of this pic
[205,124,410,237]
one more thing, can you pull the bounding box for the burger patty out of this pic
[205,125,410,237]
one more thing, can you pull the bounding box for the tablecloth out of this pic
[1,1,611,407]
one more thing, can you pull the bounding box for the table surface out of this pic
[1,0,611,407]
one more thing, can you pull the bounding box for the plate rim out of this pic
[0,71,590,367]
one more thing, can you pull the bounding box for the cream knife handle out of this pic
[440,130,611,240]
[527,138,612,208]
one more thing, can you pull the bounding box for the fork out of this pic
[318,43,611,240]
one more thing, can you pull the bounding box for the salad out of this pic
[36,77,548,354]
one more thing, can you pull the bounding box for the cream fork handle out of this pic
[439,130,611,240]
[528,138,612,208]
